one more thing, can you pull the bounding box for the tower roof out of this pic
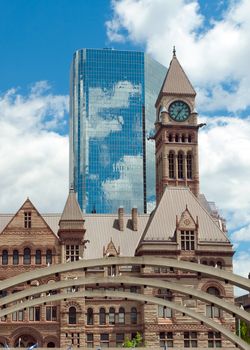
[59,189,85,230]
[156,51,196,106]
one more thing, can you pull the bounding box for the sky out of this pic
[0,0,250,287]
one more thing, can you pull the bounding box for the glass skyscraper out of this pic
[70,48,166,214]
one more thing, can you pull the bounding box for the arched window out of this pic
[131,307,137,324]
[206,287,220,318]
[2,250,8,265]
[23,248,31,265]
[99,307,106,325]
[109,307,115,325]
[187,152,192,179]
[47,342,55,348]
[188,134,192,143]
[201,260,208,265]
[175,134,179,142]
[169,134,173,142]
[87,308,93,325]
[46,249,52,265]
[35,250,41,265]
[181,134,185,142]
[118,307,125,324]
[157,289,172,318]
[169,152,175,179]
[69,306,76,324]
[13,250,19,265]
[177,152,184,179]
[216,261,223,269]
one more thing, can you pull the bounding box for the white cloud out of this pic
[0,82,69,213]
[106,2,250,281]
[199,116,250,231]
[231,225,250,242]
[107,0,250,112]
[233,250,250,296]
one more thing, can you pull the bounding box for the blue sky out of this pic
[0,0,136,96]
[0,0,250,284]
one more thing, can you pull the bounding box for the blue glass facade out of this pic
[70,48,166,213]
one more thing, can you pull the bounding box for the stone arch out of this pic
[201,280,226,297]
[44,337,58,348]
[1,256,250,291]
[11,327,42,347]
[2,290,248,350]
[63,300,82,312]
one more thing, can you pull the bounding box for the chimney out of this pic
[131,207,138,231]
[118,207,124,231]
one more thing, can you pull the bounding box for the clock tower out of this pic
[155,49,201,203]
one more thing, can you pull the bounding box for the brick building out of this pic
[0,52,235,348]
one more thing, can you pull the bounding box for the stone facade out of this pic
[0,52,236,349]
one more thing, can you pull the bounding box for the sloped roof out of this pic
[58,190,85,231]
[60,189,84,222]
[83,214,148,259]
[156,54,196,105]
[137,187,229,245]
[38,213,148,259]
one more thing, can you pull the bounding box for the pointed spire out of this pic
[59,189,85,230]
[155,51,196,106]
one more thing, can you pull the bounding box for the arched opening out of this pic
[181,134,185,142]
[23,248,31,265]
[206,287,220,318]
[109,307,115,325]
[118,307,125,324]
[168,151,175,179]
[187,152,192,179]
[47,342,55,348]
[2,250,8,265]
[13,250,19,265]
[131,307,137,324]
[216,261,223,269]
[46,249,52,265]
[99,307,106,325]
[188,134,192,143]
[35,250,41,265]
[87,308,93,325]
[14,335,37,348]
[157,289,173,319]
[68,306,76,324]
[175,134,179,142]
[169,134,173,142]
[177,152,184,179]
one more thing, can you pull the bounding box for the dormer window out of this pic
[24,212,31,228]
[181,230,195,250]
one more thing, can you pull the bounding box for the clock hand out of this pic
[176,108,183,119]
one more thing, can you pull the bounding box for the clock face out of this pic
[169,101,190,122]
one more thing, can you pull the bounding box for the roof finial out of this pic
[173,45,176,57]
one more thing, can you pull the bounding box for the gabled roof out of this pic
[59,189,85,231]
[156,53,196,106]
[0,198,58,238]
[137,187,229,248]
